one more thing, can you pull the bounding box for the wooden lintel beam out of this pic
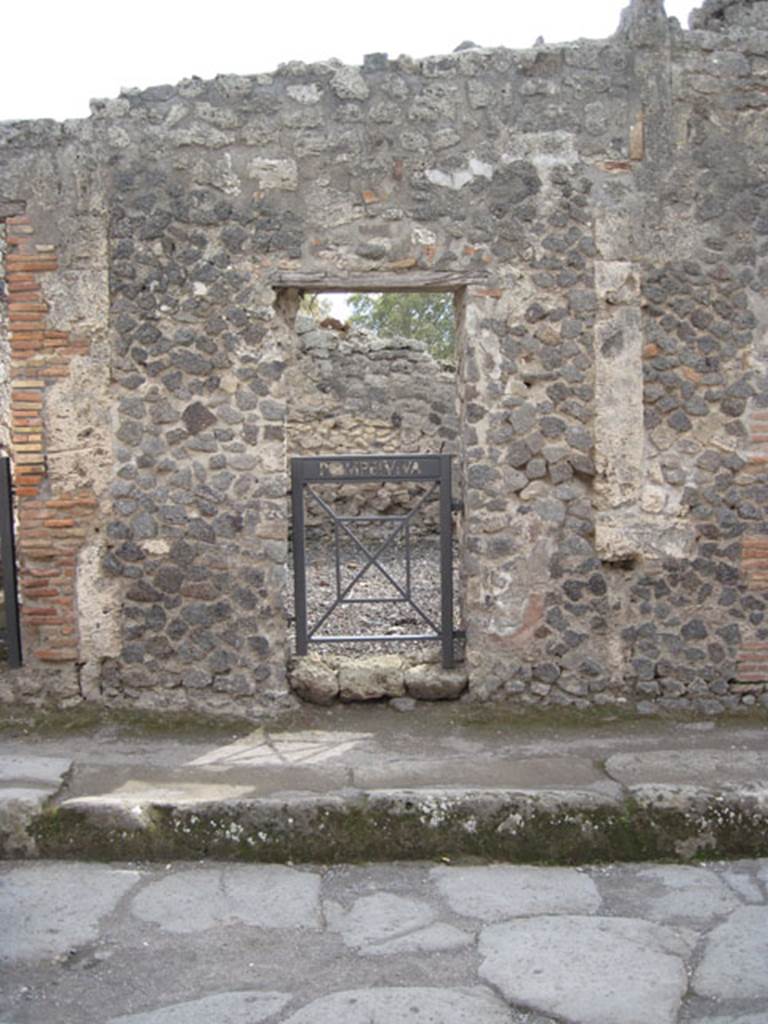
[269,270,489,293]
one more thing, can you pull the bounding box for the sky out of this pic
[3,0,699,123]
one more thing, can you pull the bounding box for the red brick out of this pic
[5,257,58,272]
[36,650,78,662]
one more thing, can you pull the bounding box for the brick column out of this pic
[735,408,768,688]
[4,213,95,664]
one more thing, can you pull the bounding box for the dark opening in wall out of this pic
[288,289,459,461]
[283,287,463,661]
[330,292,456,363]
[0,456,22,668]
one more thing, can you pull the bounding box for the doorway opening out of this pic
[281,285,464,665]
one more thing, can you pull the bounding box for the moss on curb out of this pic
[26,793,768,866]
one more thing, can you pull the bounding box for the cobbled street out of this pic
[2,859,767,1024]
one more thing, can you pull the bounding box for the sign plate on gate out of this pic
[291,453,456,668]
[301,454,442,482]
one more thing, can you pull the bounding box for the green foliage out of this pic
[299,293,333,320]
[347,292,456,361]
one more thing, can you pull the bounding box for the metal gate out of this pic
[0,457,22,668]
[291,453,457,668]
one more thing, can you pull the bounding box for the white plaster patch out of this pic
[594,261,641,303]
[500,129,580,170]
[641,484,668,514]
[425,156,494,190]
[77,537,122,697]
[593,292,644,512]
[287,83,322,104]
[44,353,112,495]
[44,266,110,336]
[248,157,298,191]
[139,538,170,556]
[595,512,695,562]
[411,226,436,246]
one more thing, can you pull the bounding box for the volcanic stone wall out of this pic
[1,0,768,714]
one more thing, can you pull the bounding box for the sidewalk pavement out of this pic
[1,703,767,863]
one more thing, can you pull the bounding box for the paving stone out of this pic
[605,750,767,787]
[0,786,55,860]
[431,865,601,920]
[718,867,765,904]
[363,923,472,955]
[130,865,321,934]
[0,863,141,960]
[2,859,767,1024]
[478,916,690,1024]
[356,755,603,790]
[692,1015,768,1024]
[693,906,768,1000]
[108,991,291,1024]
[0,756,71,786]
[0,757,72,856]
[281,987,515,1023]
[326,892,437,951]
[599,865,742,923]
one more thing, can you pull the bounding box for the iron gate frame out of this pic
[0,457,22,668]
[291,453,456,669]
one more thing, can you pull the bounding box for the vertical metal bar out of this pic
[439,454,454,669]
[0,457,22,669]
[405,519,411,599]
[334,519,342,600]
[290,459,309,656]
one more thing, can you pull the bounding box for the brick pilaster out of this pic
[3,213,95,664]
[735,409,768,685]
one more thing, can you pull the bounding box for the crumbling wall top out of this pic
[690,0,768,30]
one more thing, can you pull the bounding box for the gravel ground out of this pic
[287,530,461,660]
